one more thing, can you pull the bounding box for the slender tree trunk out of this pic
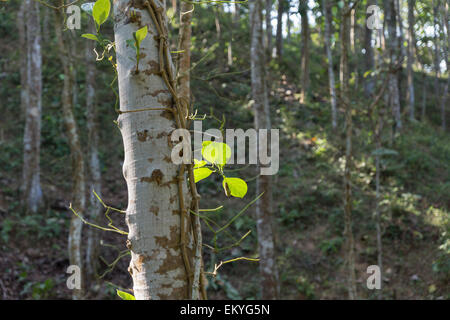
[385,0,402,132]
[440,0,449,130]
[177,1,206,300]
[422,70,427,120]
[340,1,357,300]
[85,20,102,284]
[250,0,279,300]
[178,1,192,104]
[18,1,27,116]
[275,0,284,59]
[407,0,415,121]
[299,0,310,104]
[265,0,273,57]
[323,0,337,129]
[22,0,44,213]
[364,0,375,97]
[113,0,195,300]
[433,0,441,104]
[287,7,291,43]
[55,7,86,300]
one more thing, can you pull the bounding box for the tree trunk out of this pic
[275,0,284,59]
[265,0,273,57]
[364,0,375,97]
[85,20,102,284]
[433,0,441,106]
[440,0,449,130]
[21,0,44,213]
[55,8,86,300]
[299,0,310,104]
[407,0,415,121]
[113,0,195,300]
[385,0,402,132]
[249,0,279,300]
[323,0,337,129]
[340,0,357,300]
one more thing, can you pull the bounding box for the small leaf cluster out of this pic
[194,142,248,198]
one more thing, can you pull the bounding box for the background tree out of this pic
[250,0,279,300]
[21,0,43,213]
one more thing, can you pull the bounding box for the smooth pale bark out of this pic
[275,0,284,59]
[384,0,402,132]
[21,0,44,213]
[55,8,86,300]
[113,0,194,300]
[340,1,357,300]
[299,0,310,103]
[322,0,337,129]
[85,20,102,283]
[250,0,279,300]
[407,0,415,121]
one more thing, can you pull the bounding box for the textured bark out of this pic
[85,20,102,284]
[275,0,284,59]
[113,0,193,300]
[55,8,86,300]
[299,0,310,103]
[340,1,357,300]
[322,0,337,129]
[21,0,44,214]
[385,0,402,132]
[250,0,279,300]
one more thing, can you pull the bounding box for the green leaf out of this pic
[222,177,248,198]
[134,26,148,46]
[194,159,207,168]
[93,0,110,29]
[116,290,135,300]
[81,33,98,41]
[202,142,231,166]
[363,70,372,78]
[194,167,213,183]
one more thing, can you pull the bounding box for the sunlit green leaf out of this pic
[134,26,148,46]
[81,33,98,41]
[223,177,248,198]
[194,167,213,183]
[194,159,207,168]
[93,0,110,28]
[116,290,135,300]
[202,142,231,166]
